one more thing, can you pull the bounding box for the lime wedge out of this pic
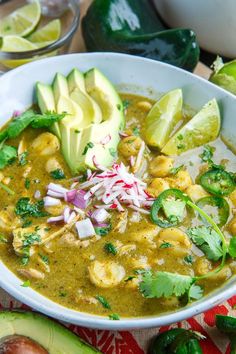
[0,35,37,51]
[210,58,236,95]
[143,89,183,149]
[27,19,61,43]
[161,98,221,155]
[0,0,41,37]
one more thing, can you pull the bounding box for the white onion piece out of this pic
[67,211,76,224]
[63,206,71,223]
[76,218,95,239]
[91,208,110,223]
[43,196,61,207]
[48,183,68,194]
[47,215,64,223]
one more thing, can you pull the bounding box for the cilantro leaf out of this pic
[109,313,120,320]
[96,295,111,309]
[21,280,31,287]
[122,99,130,110]
[6,110,35,139]
[139,271,194,298]
[0,145,17,169]
[200,145,215,164]
[82,142,94,155]
[95,224,111,236]
[187,226,223,261]
[19,151,28,166]
[30,112,65,128]
[188,284,203,300]
[170,165,184,175]
[50,169,65,180]
[15,198,47,218]
[104,242,117,255]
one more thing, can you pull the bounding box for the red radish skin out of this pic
[0,335,48,354]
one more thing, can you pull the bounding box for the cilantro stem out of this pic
[187,200,227,280]
[0,182,15,195]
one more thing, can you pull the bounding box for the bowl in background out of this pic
[0,52,236,329]
[153,0,236,58]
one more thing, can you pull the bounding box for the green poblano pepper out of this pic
[82,0,200,71]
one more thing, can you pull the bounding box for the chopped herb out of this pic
[229,237,236,258]
[21,280,30,287]
[95,224,111,236]
[187,226,224,261]
[50,169,65,180]
[74,129,80,133]
[184,255,194,265]
[177,134,183,140]
[170,165,184,175]
[116,103,122,111]
[160,242,172,249]
[132,126,140,136]
[22,220,32,228]
[0,145,17,170]
[19,151,28,166]
[24,178,30,190]
[200,145,215,164]
[122,99,130,110]
[82,142,94,155]
[177,143,185,150]
[124,276,136,282]
[39,254,49,265]
[96,295,111,309]
[59,290,67,297]
[109,147,117,158]
[15,198,47,218]
[22,232,41,248]
[0,182,15,195]
[188,284,203,300]
[109,313,120,320]
[104,242,117,255]
[34,226,40,231]
[21,255,29,266]
[0,234,8,243]
[44,227,51,232]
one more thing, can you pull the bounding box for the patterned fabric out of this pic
[0,288,235,353]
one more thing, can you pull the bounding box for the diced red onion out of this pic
[65,189,77,203]
[63,206,71,223]
[34,190,41,199]
[91,208,110,223]
[75,218,95,239]
[93,222,109,228]
[72,190,88,209]
[67,211,76,224]
[47,190,64,198]
[48,183,68,194]
[47,215,64,223]
[43,196,61,207]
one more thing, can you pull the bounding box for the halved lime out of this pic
[161,98,221,155]
[27,19,61,43]
[0,0,41,37]
[143,89,183,149]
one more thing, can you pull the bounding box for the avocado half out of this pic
[36,68,125,174]
[0,311,100,353]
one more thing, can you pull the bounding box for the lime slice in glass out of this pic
[27,19,61,43]
[0,0,41,37]
[143,88,183,149]
[161,98,221,155]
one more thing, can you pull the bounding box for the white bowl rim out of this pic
[0,52,236,330]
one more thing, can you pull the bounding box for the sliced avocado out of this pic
[0,311,100,353]
[67,68,86,93]
[52,73,70,137]
[36,82,61,138]
[67,68,102,124]
[68,68,125,173]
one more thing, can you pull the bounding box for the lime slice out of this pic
[0,35,37,51]
[161,98,221,155]
[143,89,183,149]
[27,19,61,43]
[0,0,41,37]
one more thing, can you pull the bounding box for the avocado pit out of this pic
[0,335,48,354]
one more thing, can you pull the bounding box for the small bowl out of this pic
[0,0,80,71]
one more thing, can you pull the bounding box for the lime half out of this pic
[143,89,183,149]
[161,98,221,155]
[27,19,61,43]
[0,0,41,37]
[210,59,236,95]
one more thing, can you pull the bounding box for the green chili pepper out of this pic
[82,0,200,72]
[196,196,230,227]
[151,189,189,228]
[200,169,235,196]
[149,328,203,354]
[216,315,236,354]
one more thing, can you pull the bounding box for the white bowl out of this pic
[153,0,236,58]
[0,53,236,330]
